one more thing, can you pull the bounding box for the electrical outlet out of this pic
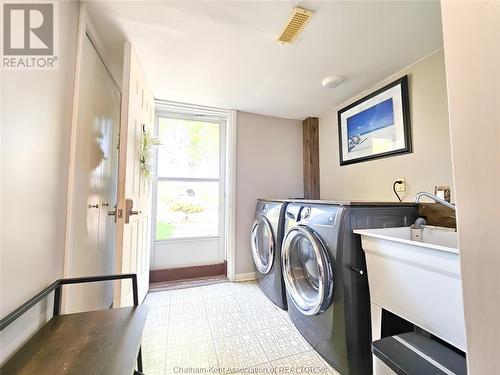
[395,177,406,192]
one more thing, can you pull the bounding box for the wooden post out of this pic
[303,117,320,199]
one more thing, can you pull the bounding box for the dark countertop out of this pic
[259,198,417,206]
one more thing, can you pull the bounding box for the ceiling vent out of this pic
[277,7,315,44]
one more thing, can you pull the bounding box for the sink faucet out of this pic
[414,191,455,211]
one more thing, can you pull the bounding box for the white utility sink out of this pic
[354,226,466,351]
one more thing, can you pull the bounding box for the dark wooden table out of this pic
[1,306,148,375]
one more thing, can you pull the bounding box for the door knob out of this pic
[88,204,99,209]
[125,199,141,224]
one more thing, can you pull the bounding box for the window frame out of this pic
[152,109,226,243]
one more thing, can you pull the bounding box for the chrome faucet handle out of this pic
[413,217,427,228]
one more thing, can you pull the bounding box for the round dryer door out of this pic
[250,216,275,274]
[282,225,333,316]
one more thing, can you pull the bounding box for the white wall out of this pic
[319,50,454,202]
[441,2,500,373]
[235,111,303,276]
[0,1,79,363]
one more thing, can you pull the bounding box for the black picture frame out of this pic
[337,75,412,166]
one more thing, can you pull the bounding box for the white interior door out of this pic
[115,42,154,306]
[64,34,121,313]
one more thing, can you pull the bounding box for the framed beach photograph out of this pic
[337,75,412,166]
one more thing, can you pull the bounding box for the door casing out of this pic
[152,101,238,281]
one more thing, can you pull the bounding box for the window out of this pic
[154,115,224,241]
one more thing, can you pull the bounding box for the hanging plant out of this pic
[139,126,162,179]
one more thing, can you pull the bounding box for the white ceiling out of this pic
[86,1,443,120]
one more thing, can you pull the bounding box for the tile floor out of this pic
[142,280,339,375]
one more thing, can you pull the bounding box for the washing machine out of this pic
[281,201,418,375]
[250,199,288,309]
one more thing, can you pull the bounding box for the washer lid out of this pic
[250,216,275,274]
[282,225,333,316]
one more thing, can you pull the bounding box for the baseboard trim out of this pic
[150,262,227,284]
[234,272,256,282]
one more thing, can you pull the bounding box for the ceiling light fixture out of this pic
[322,75,344,89]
